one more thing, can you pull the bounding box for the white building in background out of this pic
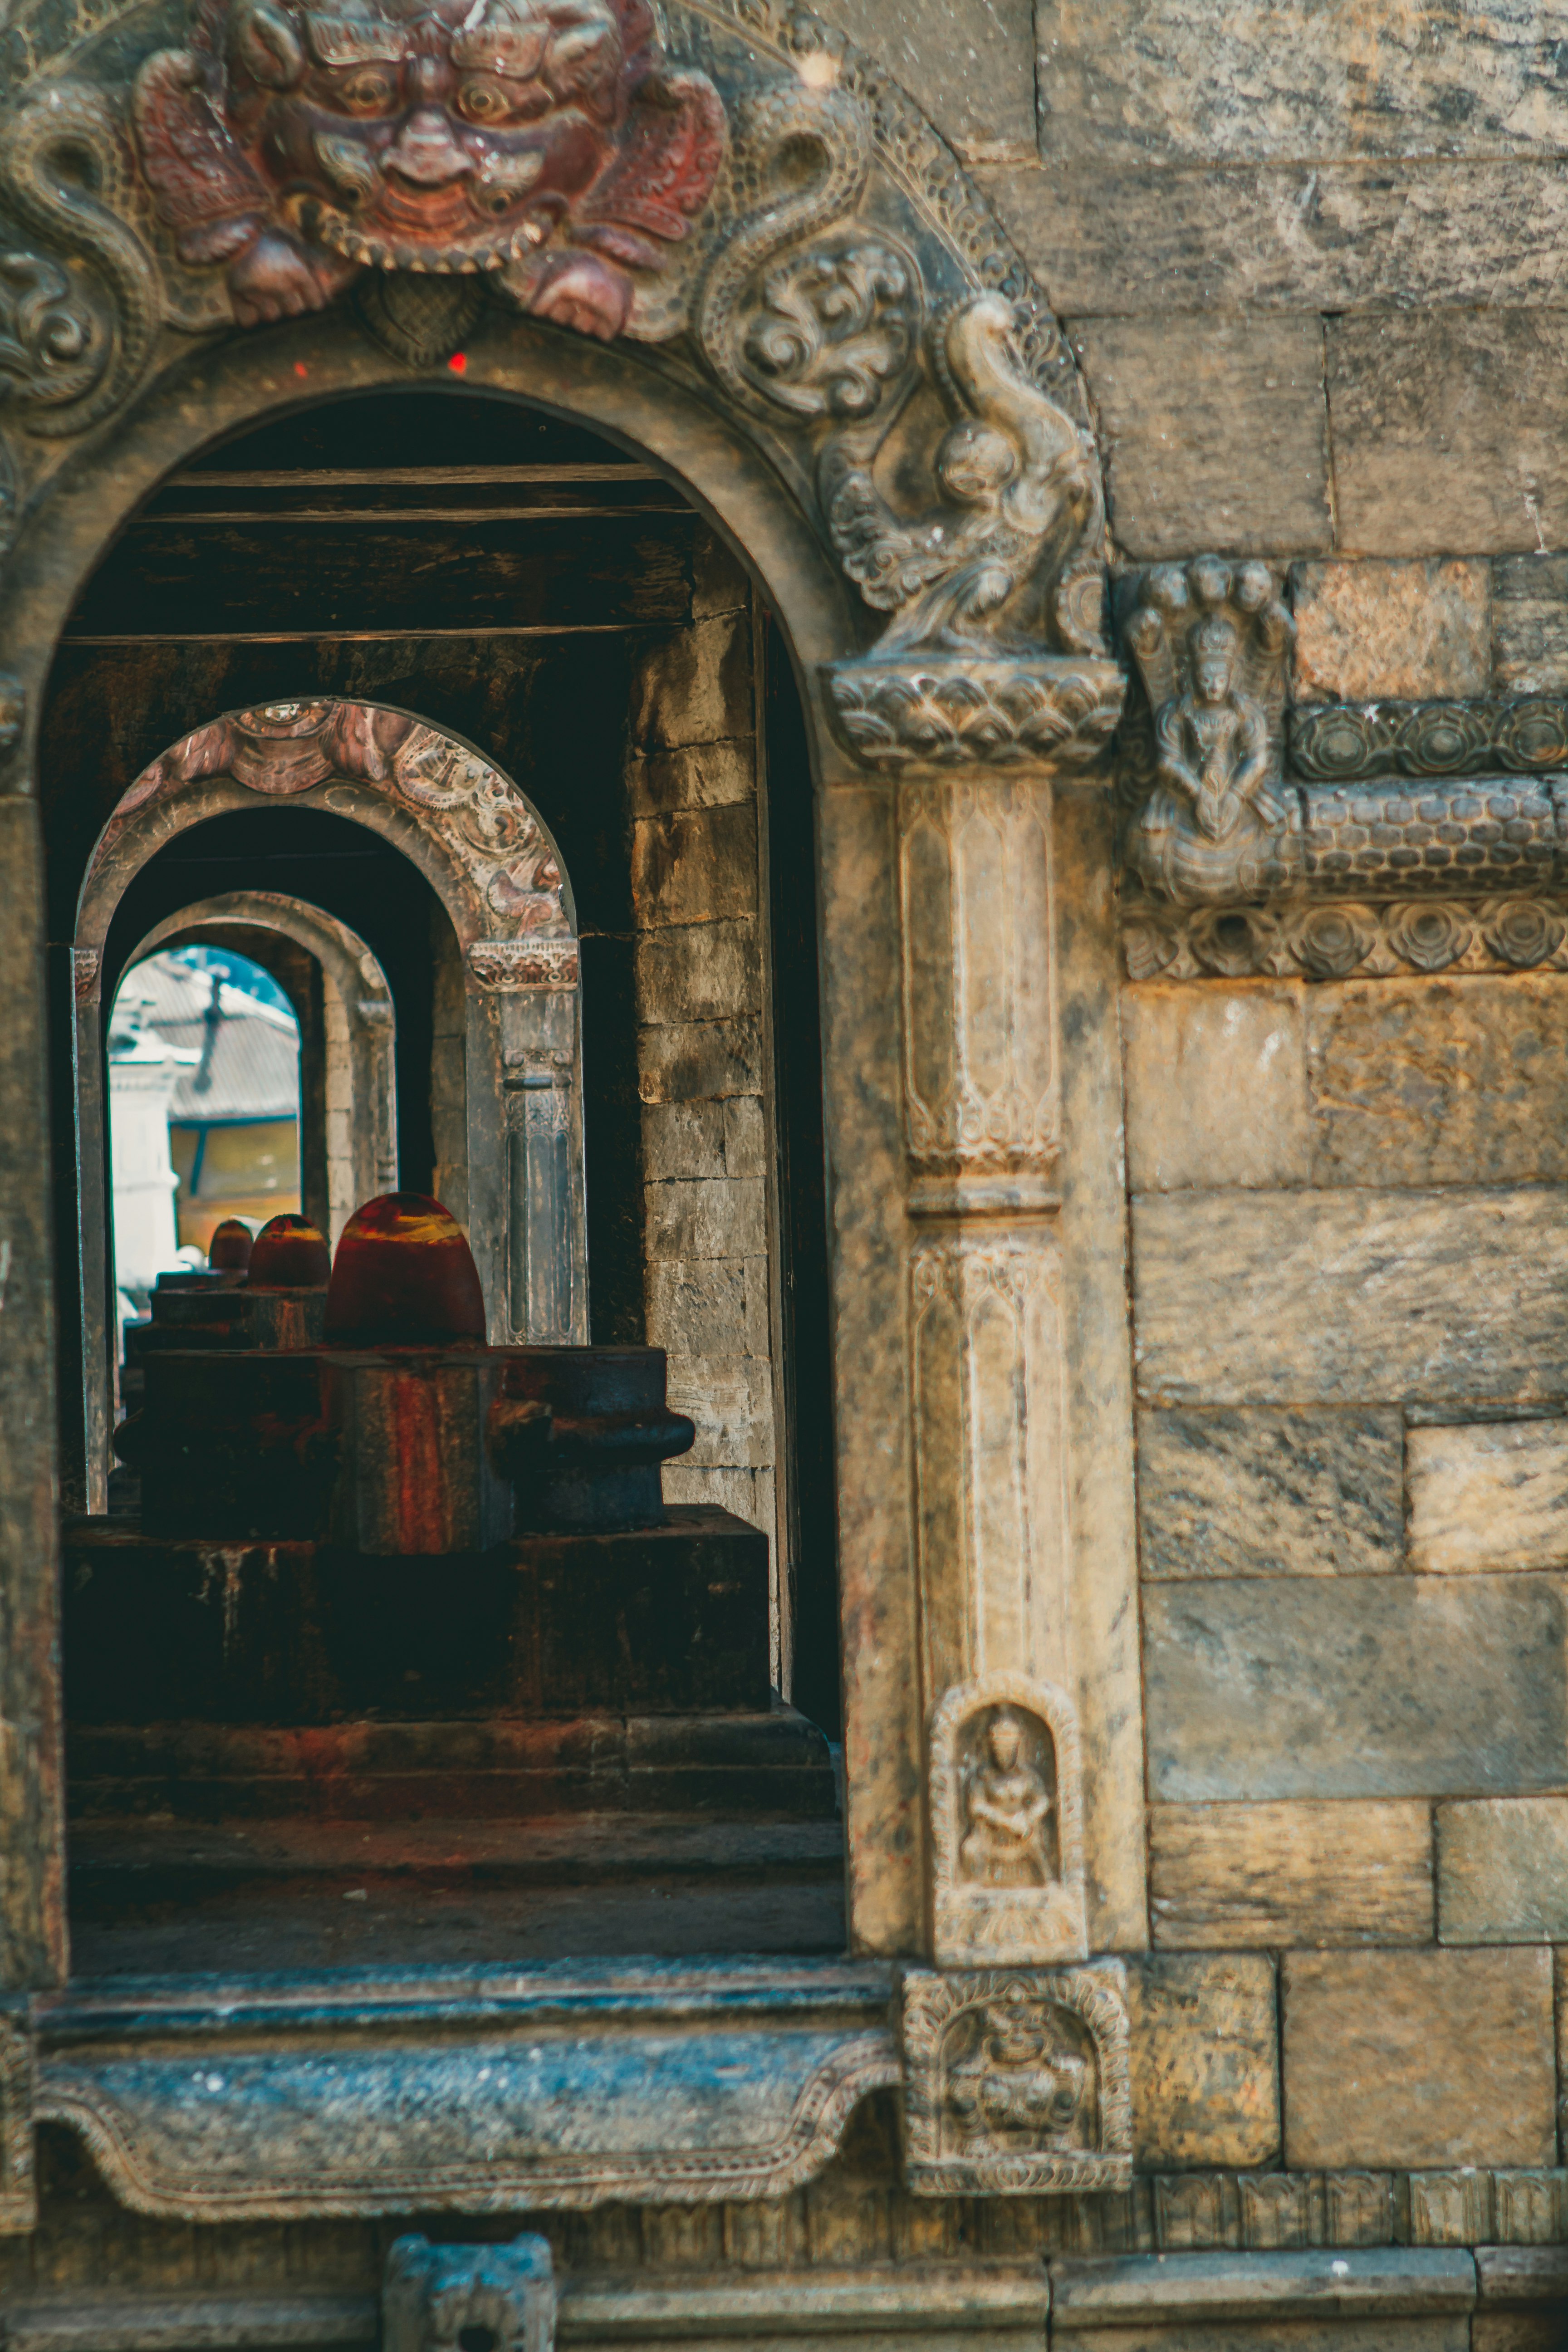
[106,981,198,1300]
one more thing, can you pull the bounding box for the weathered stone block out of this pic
[1035,0,1568,166]
[1052,2248,1475,2350]
[822,0,1035,161]
[1132,1187,1568,1406]
[722,1095,767,1176]
[1437,1798,1568,1943]
[629,738,755,817]
[637,1017,764,1105]
[1150,1802,1432,1948]
[980,158,1568,320]
[646,1255,770,1359]
[1304,980,1568,1192]
[1126,1955,1280,2171]
[1292,561,1490,704]
[637,921,762,1026]
[1328,314,1568,558]
[1069,317,1331,560]
[645,1177,767,1263]
[632,613,752,749]
[1144,1574,1568,1801]
[1494,556,1568,694]
[632,806,758,929]
[665,1354,775,1470]
[662,1461,774,1536]
[1408,1417,1568,1575]
[642,1100,726,1182]
[1137,1406,1404,1579]
[1282,1949,1556,2170]
[691,528,750,619]
[1122,985,1308,1194]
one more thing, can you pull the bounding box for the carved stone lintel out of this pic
[824,654,1122,773]
[1290,694,1568,784]
[0,2010,37,2236]
[1125,889,1568,985]
[929,1672,1087,1967]
[901,1963,1131,2196]
[384,2235,554,2352]
[469,941,580,991]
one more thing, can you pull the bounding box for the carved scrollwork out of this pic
[1123,889,1568,984]
[901,1964,1131,2196]
[0,82,160,435]
[1290,693,1568,783]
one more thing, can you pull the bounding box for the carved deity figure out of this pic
[958,1708,1054,1889]
[132,0,725,336]
[945,1983,1090,2155]
[1126,557,1299,906]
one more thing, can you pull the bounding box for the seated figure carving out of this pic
[958,1709,1054,1888]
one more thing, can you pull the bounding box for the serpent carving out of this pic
[0,82,161,434]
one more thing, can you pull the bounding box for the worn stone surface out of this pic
[645,1176,767,1262]
[1150,1801,1432,1949]
[1137,1406,1404,1580]
[1407,1418,1568,1575]
[1494,556,1568,694]
[1144,1573,1568,1801]
[637,923,762,1026]
[1132,1186,1568,1406]
[631,806,759,930]
[629,739,755,819]
[820,0,1035,161]
[637,1018,764,1105]
[1122,985,1308,1194]
[1328,314,1568,559]
[1437,1798,1568,1943]
[646,1256,772,1360]
[663,1356,774,1471]
[632,616,752,750]
[1292,562,1490,705]
[980,158,1568,319]
[1125,1955,1279,2172]
[1069,317,1331,561]
[1282,1948,1557,2170]
[1304,979,1568,1191]
[1035,0,1568,166]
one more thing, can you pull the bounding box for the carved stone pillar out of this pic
[899,771,1088,1967]
[384,2235,555,2352]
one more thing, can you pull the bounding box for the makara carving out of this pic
[929,1673,1086,1967]
[901,1965,1131,2196]
[130,0,725,339]
[1124,556,1297,904]
[384,2234,555,2352]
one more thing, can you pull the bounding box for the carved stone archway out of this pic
[72,700,587,1509]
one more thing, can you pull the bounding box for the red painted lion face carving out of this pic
[133,0,725,336]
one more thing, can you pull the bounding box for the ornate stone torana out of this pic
[929,1673,1087,1968]
[1123,556,1297,906]
[0,0,1122,774]
[901,1965,1131,2197]
[384,2234,555,2352]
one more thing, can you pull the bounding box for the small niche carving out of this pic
[930,1672,1086,1965]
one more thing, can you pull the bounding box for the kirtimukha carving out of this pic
[930,1674,1086,1966]
[130,0,725,339]
[384,2234,555,2352]
[1124,556,1297,904]
[901,1964,1131,2195]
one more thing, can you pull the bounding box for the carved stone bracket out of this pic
[385,2235,555,2352]
[929,1673,1087,1969]
[825,653,1122,772]
[901,1964,1131,2196]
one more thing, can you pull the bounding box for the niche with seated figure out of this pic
[42,388,843,1974]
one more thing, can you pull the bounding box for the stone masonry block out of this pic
[665,1354,775,1470]
[1132,1187,1568,1406]
[632,613,752,750]
[1035,0,1568,167]
[632,805,758,929]
[1150,1800,1433,1948]
[1070,315,1331,559]
[980,157,1568,321]
[1407,1418,1568,1575]
[1292,561,1490,704]
[1494,555,1568,693]
[1304,979,1568,1191]
[637,921,763,1027]
[1137,1406,1405,1579]
[721,1096,767,1176]
[647,1255,771,1359]
[1126,1954,1280,2171]
[1144,1573,1568,1802]
[822,0,1034,161]
[1437,1798,1568,1943]
[1122,984,1309,1193]
[642,1100,726,1183]
[1327,313,1568,557]
[691,527,750,619]
[629,738,755,818]
[645,1177,767,1262]
[637,1017,764,1105]
[1282,1949,1557,2170]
